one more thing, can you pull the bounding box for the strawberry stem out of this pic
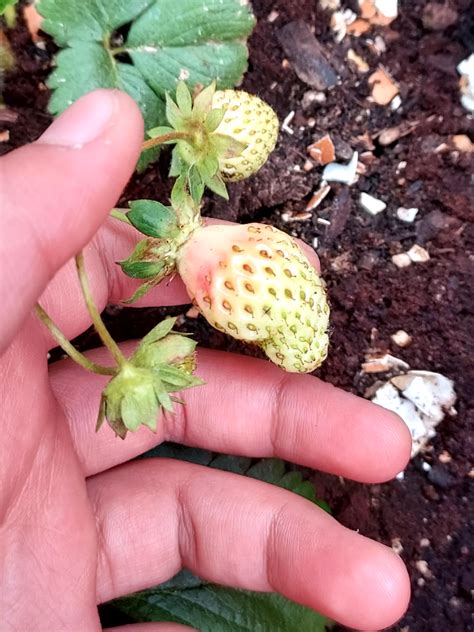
[142,131,191,151]
[75,251,128,368]
[34,303,117,376]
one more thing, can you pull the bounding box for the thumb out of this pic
[0,89,144,353]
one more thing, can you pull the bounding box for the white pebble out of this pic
[392,253,412,268]
[391,330,412,347]
[396,207,419,223]
[322,151,358,185]
[407,244,430,263]
[359,192,387,215]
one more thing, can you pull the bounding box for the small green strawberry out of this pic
[211,89,279,182]
[146,82,279,202]
[97,318,203,438]
[176,223,330,373]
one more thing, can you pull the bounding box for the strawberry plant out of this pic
[32,2,332,628]
[38,0,255,168]
[0,0,18,27]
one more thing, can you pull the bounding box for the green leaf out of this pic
[119,239,166,279]
[114,583,329,631]
[157,365,204,391]
[213,133,247,158]
[47,43,165,130]
[193,81,217,115]
[210,454,252,475]
[0,0,17,16]
[119,259,164,279]
[169,150,186,179]
[127,0,255,95]
[175,81,192,115]
[40,0,255,135]
[201,171,229,200]
[200,154,220,179]
[38,0,155,46]
[188,165,205,205]
[138,318,177,348]
[205,108,225,133]
[165,93,185,129]
[128,200,179,239]
[122,278,159,304]
[140,443,213,464]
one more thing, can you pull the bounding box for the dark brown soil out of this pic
[2,1,473,630]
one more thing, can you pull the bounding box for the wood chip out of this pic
[277,21,338,90]
[307,134,335,165]
[378,121,418,145]
[325,188,352,242]
[282,210,313,222]
[452,134,473,153]
[355,132,376,150]
[362,353,410,373]
[305,183,331,210]
[369,66,399,105]
[360,0,377,19]
[346,18,371,36]
[360,150,376,164]
[23,2,44,44]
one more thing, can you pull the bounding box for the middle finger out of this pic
[50,344,411,481]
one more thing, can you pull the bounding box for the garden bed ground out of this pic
[2,1,473,630]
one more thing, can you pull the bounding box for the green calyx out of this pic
[97,318,203,439]
[147,81,246,203]
[119,188,201,303]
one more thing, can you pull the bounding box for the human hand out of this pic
[0,90,411,631]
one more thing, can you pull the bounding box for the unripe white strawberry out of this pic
[177,223,329,373]
[211,90,279,182]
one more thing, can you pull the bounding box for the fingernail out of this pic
[38,90,119,147]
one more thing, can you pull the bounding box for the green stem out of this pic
[142,131,191,152]
[110,46,126,56]
[110,208,132,225]
[34,304,116,376]
[75,251,128,368]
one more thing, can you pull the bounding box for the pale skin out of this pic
[0,90,412,631]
